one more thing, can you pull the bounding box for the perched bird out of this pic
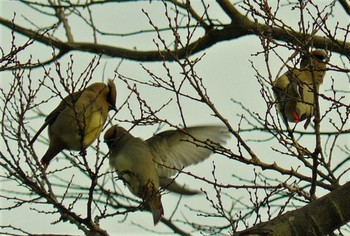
[104,125,229,225]
[272,50,329,129]
[29,80,117,168]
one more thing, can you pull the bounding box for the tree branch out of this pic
[338,0,350,15]
[0,6,348,63]
[238,181,350,235]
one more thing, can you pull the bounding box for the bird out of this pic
[29,79,117,168]
[272,49,329,129]
[103,125,229,225]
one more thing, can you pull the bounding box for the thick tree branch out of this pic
[0,10,348,63]
[338,0,350,15]
[237,181,350,235]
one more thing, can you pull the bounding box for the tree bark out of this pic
[238,182,350,235]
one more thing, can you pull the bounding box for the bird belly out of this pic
[52,110,106,150]
[81,110,106,147]
[110,144,160,199]
[112,153,142,197]
[295,103,313,121]
[283,101,313,122]
[281,84,314,123]
[295,86,314,121]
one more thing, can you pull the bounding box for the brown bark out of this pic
[238,182,350,236]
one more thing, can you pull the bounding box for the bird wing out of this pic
[287,72,304,100]
[273,71,305,110]
[272,72,290,92]
[29,91,83,145]
[146,126,229,178]
[159,177,200,195]
[272,71,303,99]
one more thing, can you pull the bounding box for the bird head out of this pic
[300,49,329,84]
[104,125,129,148]
[300,49,329,70]
[85,80,117,111]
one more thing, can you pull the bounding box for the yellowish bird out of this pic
[272,50,329,129]
[30,80,117,168]
[104,125,229,225]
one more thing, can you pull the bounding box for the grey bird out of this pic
[272,50,329,129]
[30,80,117,168]
[104,125,229,225]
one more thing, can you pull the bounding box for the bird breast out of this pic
[50,104,108,150]
[109,139,160,198]
[81,109,107,146]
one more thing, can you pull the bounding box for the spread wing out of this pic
[146,126,229,178]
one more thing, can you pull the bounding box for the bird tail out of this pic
[40,139,64,169]
[29,122,49,146]
[148,193,164,225]
[41,148,61,169]
[144,180,164,225]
